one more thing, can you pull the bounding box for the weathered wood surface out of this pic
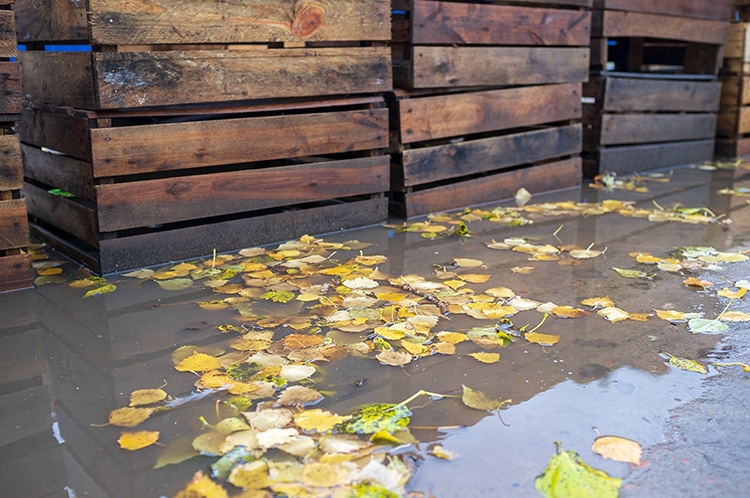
[589,75,722,112]
[0,10,16,58]
[401,46,589,88]
[24,183,98,247]
[21,145,96,201]
[593,139,715,176]
[593,0,733,21]
[0,62,21,115]
[396,157,581,218]
[20,48,392,109]
[17,107,91,161]
[394,0,594,9]
[89,108,387,177]
[96,156,390,232]
[398,124,581,188]
[718,107,750,137]
[715,136,750,158]
[15,0,390,44]
[723,23,750,65]
[395,83,581,144]
[0,198,29,250]
[0,135,22,191]
[410,1,590,46]
[0,253,33,293]
[592,11,730,45]
[591,113,717,146]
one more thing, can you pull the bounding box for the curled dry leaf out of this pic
[376,349,413,367]
[592,436,642,465]
[597,307,630,323]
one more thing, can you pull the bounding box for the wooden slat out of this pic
[14,0,89,42]
[723,23,750,62]
[0,198,29,250]
[596,139,715,175]
[600,76,722,112]
[400,124,582,187]
[0,10,16,59]
[0,135,22,191]
[399,157,581,218]
[0,62,21,115]
[17,106,92,161]
[397,83,581,144]
[406,46,589,88]
[95,156,390,232]
[410,1,590,46]
[593,11,730,46]
[21,145,96,201]
[505,0,593,7]
[19,51,98,110]
[597,113,717,146]
[715,136,750,158]
[718,107,750,136]
[23,183,98,247]
[593,0,733,21]
[96,197,388,273]
[0,253,33,293]
[90,108,388,177]
[88,0,391,45]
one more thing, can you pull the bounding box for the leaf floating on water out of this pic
[592,436,642,464]
[612,267,654,279]
[228,460,272,491]
[687,318,729,335]
[343,277,379,289]
[597,306,630,323]
[453,258,484,268]
[683,277,713,289]
[338,403,412,435]
[276,386,324,407]
[259,290,295,303]
[376,349,413,367]
[294,409,349,433]
[175,352,222,372]
[156,278,193,291]
[431,444,457,460]
[552,305,590,319]
[717,287,747,299]
[108,406,154,428]
[569,244,603,259]
[581,296,615,309]
[536,442,621,498]
[174,471,229,498]
[663,352,708,374]
[469,352,500,364]
[719,311,750,322]
[511,266,536,274]
[129,388,167,407]
[524,332,560,346]
[118,430,160,451]
[461,385,511,411]
[83,284,117,298]
[654,309,702,322]
[154,437,200,469]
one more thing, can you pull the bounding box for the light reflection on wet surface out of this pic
[1,166,749,497]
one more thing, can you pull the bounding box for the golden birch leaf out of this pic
[376,349,413,367]
[228,460,272,490]
[470,352,500,364]
[719,311,750,322]
[524,332,560,346]
[174,471,229,498]
[294,409,349,433]
[683,277,713,289]
[431,444,457,460]
[461,273,492,284]
[597,307,630,323]
[717,287,747,299]
[401,340,430,357]
[108,407,154,428]
[118,430,160,451]
[486,287,516,298]
[433,341,456,355]
[511,266,536,274]
[665,353,708,374]
[436,332,468,344]
[129,388,167,407]
[552,306,590,319]
[276,386,324,407]
[453,258,485,268]
[461,385,511,411]
[83,284,118,298]
[592,436,642,465]
[300,462,354,488]
[175,352,222,372]
[581,296,615,309]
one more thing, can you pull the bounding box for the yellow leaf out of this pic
[461,385,511,411]
[654,309,699,322]
[294,409,349,433]
[83,284,117,298]
[375,326,406,341]
[592,436,642,464]
[552,306,590,319]
[683,277,713,289]
[37,267,63,276]
[581,296,615,309]
[524,332,560,346]
[719,311,750,322]
[174,471,229,498]
[228,461,272,490]
[436,331,467,344]
[431,444,457,460]
[443,279,467,290]
[300,462,353,488]
[401,340,430,357]
[175,352,222,372]
[108,407,154,428]
[118,430,160,451]
[470,352,500,364]
[511,266,536,274]
[197,300,230,311]
[461,273,492,284]
[597,307,630,323]
[129,388,167,407]
[485,287,516,298]
[633,253,663,264]
[453,258,484,268]
[717,287,747,299]
[319,266,353,276]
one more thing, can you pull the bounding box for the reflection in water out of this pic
[0,167,749,497]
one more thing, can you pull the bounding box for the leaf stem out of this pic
[526,313,549,334]
[716,298,734,321]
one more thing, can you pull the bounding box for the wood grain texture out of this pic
[399,124,582,187]
[398,157,581,218]
[90,108,388,177]
[411,1,590,46]
[407,46,589,88]
[597,113,717,146]
[598,76,722,112]
[718,107,750,137]
[593,10,729,45]
[0,254,33,293]
[96,197,387,273]
[17,107,92,161]
[593,0,733,21]
[0,62,21,115]
[0,10,16,58]
[21,145,96,201]
[24,183,98,247]
[88,0,390,45]
[0,198,29,250]
[0,135,22,191]
[19,51,97,109]
[396,83,581,144]
[715,137,750,158]
[14,0,89,42]
[95,156,389,232]
[720,76,750,106]
[595,139,715,175]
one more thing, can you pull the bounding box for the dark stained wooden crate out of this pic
[0,0,32,292]
[583,73,720,177]
[717,22,750,159]
[391,0,591,90]
[20,96,390,274]
[389,83,583,217]
[15,0,392,109]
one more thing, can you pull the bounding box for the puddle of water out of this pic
[1,166,749,497]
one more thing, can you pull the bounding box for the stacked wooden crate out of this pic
[389,0,591,218]
[717,3,750,160]
[14,0,392,274]
[584,0,733,177]
[0,0,31,292]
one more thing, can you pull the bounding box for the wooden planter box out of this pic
[583,73,720,177]
[591,0,733,74]
[15,0,392,109]
[392,0,591,90]
[20,96,390,274]
[0,0,32,292]
[389,83,583,217]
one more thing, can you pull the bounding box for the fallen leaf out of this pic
[683,277,713,289]
[469,352,500,364]
[597,307,630,323]
[453,258,484,268]
[343,277,379,289]
[156,279,193,291]
[376,349,413,367]
[276,386,324,407]
[687,318,729,335]
[612,267,653,279]
[511,266,536,274]
[83,284,118,298]
[581,296,615,309]
[174,471,229,498]
[717,287,747,299]
[118,430,160,451]
[718,311,750,322]
[108,407,154,428]
[129,388,167,407]
[664,353,708,374]
[552,306,590,319]
[536,442,621,498]
[461,385,511,411]
[515,187,532,206]
[592,436,642,464]
[294,409,349,433]
[175,352,222,372]
[524,332,560,346]
[228,460,272,490]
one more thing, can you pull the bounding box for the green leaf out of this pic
[48,188,75,198]
[83,284,117,298]
[259,290,295,303]
[687,318,729,335]
[346,482,401,498]
[461,385,511,411]
[536,442,622,498]
[337,403,411,435]
[156,278,193,291]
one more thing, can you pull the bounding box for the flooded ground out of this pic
[1,165,750,497]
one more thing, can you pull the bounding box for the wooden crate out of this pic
[389,83,583,217]
[392,0,591,90]
[20,96,390,274]
[15,0,392,109]
[0,0,32,292]
[591,0,733,74]
[717,23,750,158]
[583,73,720,177]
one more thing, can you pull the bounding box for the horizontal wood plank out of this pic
[715,136,750,158]
[719,76,750,106]
[21,145,96,201]
[19,51,97,110]
[723,23,750,62]
[95,156,390,232]
[596,113,717,146]
[399,157,581,218]
[596,139,715,175]
[17,107,92,161]
[88,0,390,45]
[96,197,388,273]
[0,62,21,115]
[0,11,16,59]
[407,46,589,88]
[0,135,22,191]
[593,0,733,21]
[717,107,750,137]
[593,10,729,45]
[410,1,590,46]
[599,76,722,112]
[397,83,581,144]
[0,198,29,250]
[14,0,88,42]
[0,254,33,293]
[91,108,388,177]
[400,124,582,187]
[23,183,98,247]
